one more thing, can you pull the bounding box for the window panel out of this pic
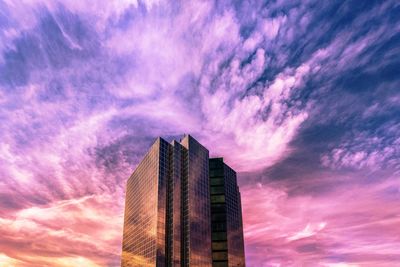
[212,251,228,260]
[212,232,227,241]
[211,204,225,213]
[212,213,226,222]
[210,186,225,194]
[212,222,227,231]
[212,241,228,250]
[210,168,224,177]
[213,262,228,267]
[211,195,225,203]
[210,178,224,186]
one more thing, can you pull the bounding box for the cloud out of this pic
[0,0,399,266]
[241,177,400,266]
[320,121,400,173]
[287,222,327,241]
[0,194,122,267]
[200,54,310,171]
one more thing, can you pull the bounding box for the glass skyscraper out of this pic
[209,158,245,267]
[121,135,245,267]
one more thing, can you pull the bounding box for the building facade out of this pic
[121,135,244,267]
[209,158,245,267]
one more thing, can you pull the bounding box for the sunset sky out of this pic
[1,0,400,266]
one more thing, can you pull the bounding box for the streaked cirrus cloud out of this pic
[0,0,399,266]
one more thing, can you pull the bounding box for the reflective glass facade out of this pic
[181,136,212,267]
[209,158,245,267]
[121,135,213,267]
[121,138,166,267]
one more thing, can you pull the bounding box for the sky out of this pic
[0,0,399,266]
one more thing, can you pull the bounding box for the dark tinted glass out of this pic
[210,186,225,194]
[211,195,225,203]
[212,241,228,250]
[212,251,228,260]
[212,232,227,241]
[210,178,224,185]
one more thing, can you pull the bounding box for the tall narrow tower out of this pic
[121,137,169,267]
[209,158,245,267]
[121,135,212,267]
[121,135,245,266]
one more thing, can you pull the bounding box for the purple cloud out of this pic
[0,0,399,266]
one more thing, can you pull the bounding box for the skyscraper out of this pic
[209,158,245,267]
[121,135,245,267]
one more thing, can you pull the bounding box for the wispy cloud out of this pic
[0,194,122,266]
[0,0,399,266]
[321,121,400,173]
[241,178,400,266]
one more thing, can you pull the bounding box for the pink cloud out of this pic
[0,1,398,266]
[240,178,400,266]
[0,194,122,266]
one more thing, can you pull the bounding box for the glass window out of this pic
[212,251,228,260]
[212,232,227,241]
[211,195,225,203]
[212,222,226,231]
[212,213,226,221]
[210,168,224,177]
[210,186,225,194]
[210,178,224,186]
[213,262,228,267]
[211,204,225,213]
[212,241,228,250]
[209,161,218,169]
